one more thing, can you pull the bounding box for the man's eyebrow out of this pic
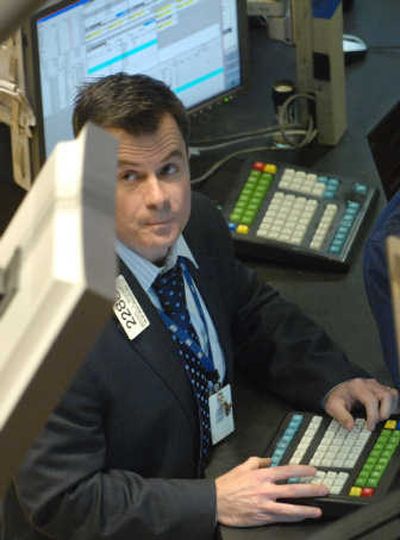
[117,149,185,168]
[162,149,185,161]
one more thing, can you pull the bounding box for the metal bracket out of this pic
[0,30,36,190]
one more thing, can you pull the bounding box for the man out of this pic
[2,73,398,540]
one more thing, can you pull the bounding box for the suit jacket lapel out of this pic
[117,260,198,432]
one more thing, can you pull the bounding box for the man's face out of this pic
[108,114,191,263]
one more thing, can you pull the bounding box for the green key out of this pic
[370,467,384,478]
[232,205,246,216]
[229,212,242,223]
[375,458,388,471]
[237,194,249,205]
[241,186,253,196]
[361,462,373,474]
[386,440,399,451]
[366,477,379,488]
[233,200,246,211]
[252,194,264,205]
[380,449,393,460]
[355,474,368,487]
[247,202,259,212]
[368,449,381,461]
[241,216,252,226]
[246,175,258,185]
[241,213,254,225]
[260,174,273,187]
[375,458,388,470]
[254,188,267,199]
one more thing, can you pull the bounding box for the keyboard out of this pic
[222,159,378,270]
[266,412,400,518]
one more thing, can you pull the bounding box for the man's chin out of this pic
[146,232,179,261]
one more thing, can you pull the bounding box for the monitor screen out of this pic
[24,0,248,163]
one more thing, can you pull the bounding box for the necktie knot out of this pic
[152,261,190,326]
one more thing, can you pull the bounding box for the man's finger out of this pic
[264,464,318,483]
[379,387,399,420]
[263,500,323,522]
[325,399,354,430]
[241,456,271,471]
[271,482,329,500]
[363,396,380,431]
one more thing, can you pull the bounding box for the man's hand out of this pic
[215,457,329,527]
[324,378,399,431]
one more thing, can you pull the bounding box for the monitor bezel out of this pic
[23,0,249,172]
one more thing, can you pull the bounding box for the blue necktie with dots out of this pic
[152,260,212,465]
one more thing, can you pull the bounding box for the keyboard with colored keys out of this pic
[222,159,378,270]
[266,412,400,518]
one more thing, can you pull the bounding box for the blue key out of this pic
[327,178,340,187]
[272,448,284,460]
[347,201,360,210]
[354,183,368,195]
[288,477,300,483]
[291,414,304,425]
[285,427,296,437]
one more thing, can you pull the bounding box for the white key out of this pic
[310,240,322,250]
[330,484,342,495]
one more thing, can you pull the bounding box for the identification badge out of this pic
[209,384,235,445]
[113,275,150,340]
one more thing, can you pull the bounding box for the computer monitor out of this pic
[22,0,249,171]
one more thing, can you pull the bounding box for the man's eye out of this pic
[120,171,138,182]
[160,163,179,176]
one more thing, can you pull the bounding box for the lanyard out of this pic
[156,259,219,387]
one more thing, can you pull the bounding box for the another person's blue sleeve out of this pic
[363,192,400,387]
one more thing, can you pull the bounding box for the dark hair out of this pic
[72,73,190,146]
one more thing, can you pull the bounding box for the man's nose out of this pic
[145,175,167,208]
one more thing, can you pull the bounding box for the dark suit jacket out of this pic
[1,192,367,540]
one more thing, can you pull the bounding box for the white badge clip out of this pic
[114,275,150,340]
[209,384,235,445]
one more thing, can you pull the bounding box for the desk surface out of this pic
[197,1,400,538]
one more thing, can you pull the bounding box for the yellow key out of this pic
[384,420,397,430]
[349,487,362,497]
[236,224,249,235]
[263,163,277,174]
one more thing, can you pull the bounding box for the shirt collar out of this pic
[116,235,198,293]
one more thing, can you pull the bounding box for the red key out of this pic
[361,487,375,497]
[252,162,265,171]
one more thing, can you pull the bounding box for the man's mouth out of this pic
[146,218,173,227]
